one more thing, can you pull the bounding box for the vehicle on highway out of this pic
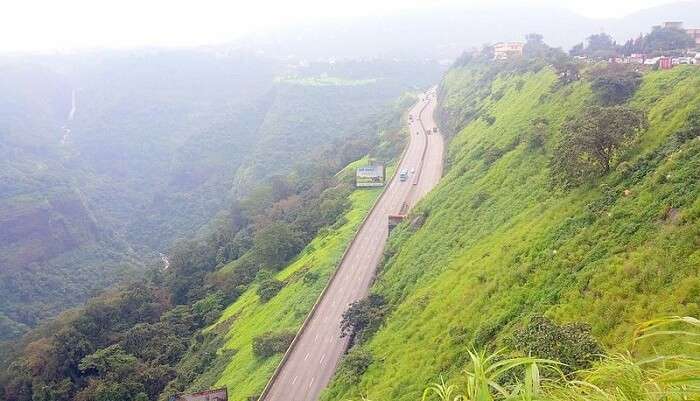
[433,126,438,133]
[410,168,415,174]
[399,169,409,181]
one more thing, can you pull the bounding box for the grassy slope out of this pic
[321,66,700,401]
[195,169,386,400]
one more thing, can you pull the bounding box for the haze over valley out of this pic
[1,2,699,401]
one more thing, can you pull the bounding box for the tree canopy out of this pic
[551,106,647,186]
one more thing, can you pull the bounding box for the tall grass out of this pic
[380,317,700,401]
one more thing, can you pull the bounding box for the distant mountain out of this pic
[601,1,700,41]
[0,49,442,339]
[228,1,700,60]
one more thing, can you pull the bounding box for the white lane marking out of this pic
[328,335,334,343]
[308,377,315,389]
[314,334,319,343]
[304,352,310,361]
[292,375,298,384]
[320,353,326,365]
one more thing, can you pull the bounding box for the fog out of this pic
[0,0,688,53]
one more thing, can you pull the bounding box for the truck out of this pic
[399,169,409,181]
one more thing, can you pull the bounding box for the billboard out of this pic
[169,388,227,401]
[356,164,385,187]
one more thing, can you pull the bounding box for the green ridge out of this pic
[321,65,700,401]
[187,168,387,400]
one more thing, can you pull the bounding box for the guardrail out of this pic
[255,96,423,401]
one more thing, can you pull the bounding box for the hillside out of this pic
[320,62,700,400]
[0,90,413,401]
[0,50,441,340]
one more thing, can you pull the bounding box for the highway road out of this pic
[260,88,444,401]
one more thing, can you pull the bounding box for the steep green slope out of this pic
[154,158,399,401]
[214,185,381,400]
[321,65,700,401]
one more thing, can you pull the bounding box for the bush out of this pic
[589,64,642,105]
[191,292,224,326]
[483,147,504,166]
[339,349,373,381]
[340,295,389,344]
[251,330,296,359]
[510,316,604,374]
[482,114,496,126]
[256,273,284,302]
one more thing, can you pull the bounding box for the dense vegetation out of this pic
[571,26,698,58]
[0,51,441,340]
[321,42,699,401]
[0,90,412,401]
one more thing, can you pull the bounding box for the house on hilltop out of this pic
[494,42,524,60]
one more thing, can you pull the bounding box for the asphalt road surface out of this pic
[260,88,444,401]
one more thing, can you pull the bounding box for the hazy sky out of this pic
[0,0,684,52]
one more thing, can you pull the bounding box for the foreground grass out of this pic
[321,66,700,401]
[394,317,700,401]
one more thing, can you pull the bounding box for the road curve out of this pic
[260,88,444,401]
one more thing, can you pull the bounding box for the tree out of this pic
[589,64,642,105]
[339,349,373,381]
[569,42,584,57]
[586,33,617,58]
[643,27,695,53]
[251,331,295,358]
[523,33,548,59]
[79,345,139,378]
[252,222,303,269]
[552,58,580,86]
[510,316,604,374]
[551,106,647,186]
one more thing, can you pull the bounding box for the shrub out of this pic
[340,295,389,344]
[551,106,647,187]
[251,330,296,359]
[339,349,374,381]
[483,147,504,166]
[256,273,284,303]
[552,59,581,86]
[589,64,642,105]
[470,192,491,209]
[302,270,320,285]
[191,292,224,326]
[510,316,604,374]
[482,114,496,126]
